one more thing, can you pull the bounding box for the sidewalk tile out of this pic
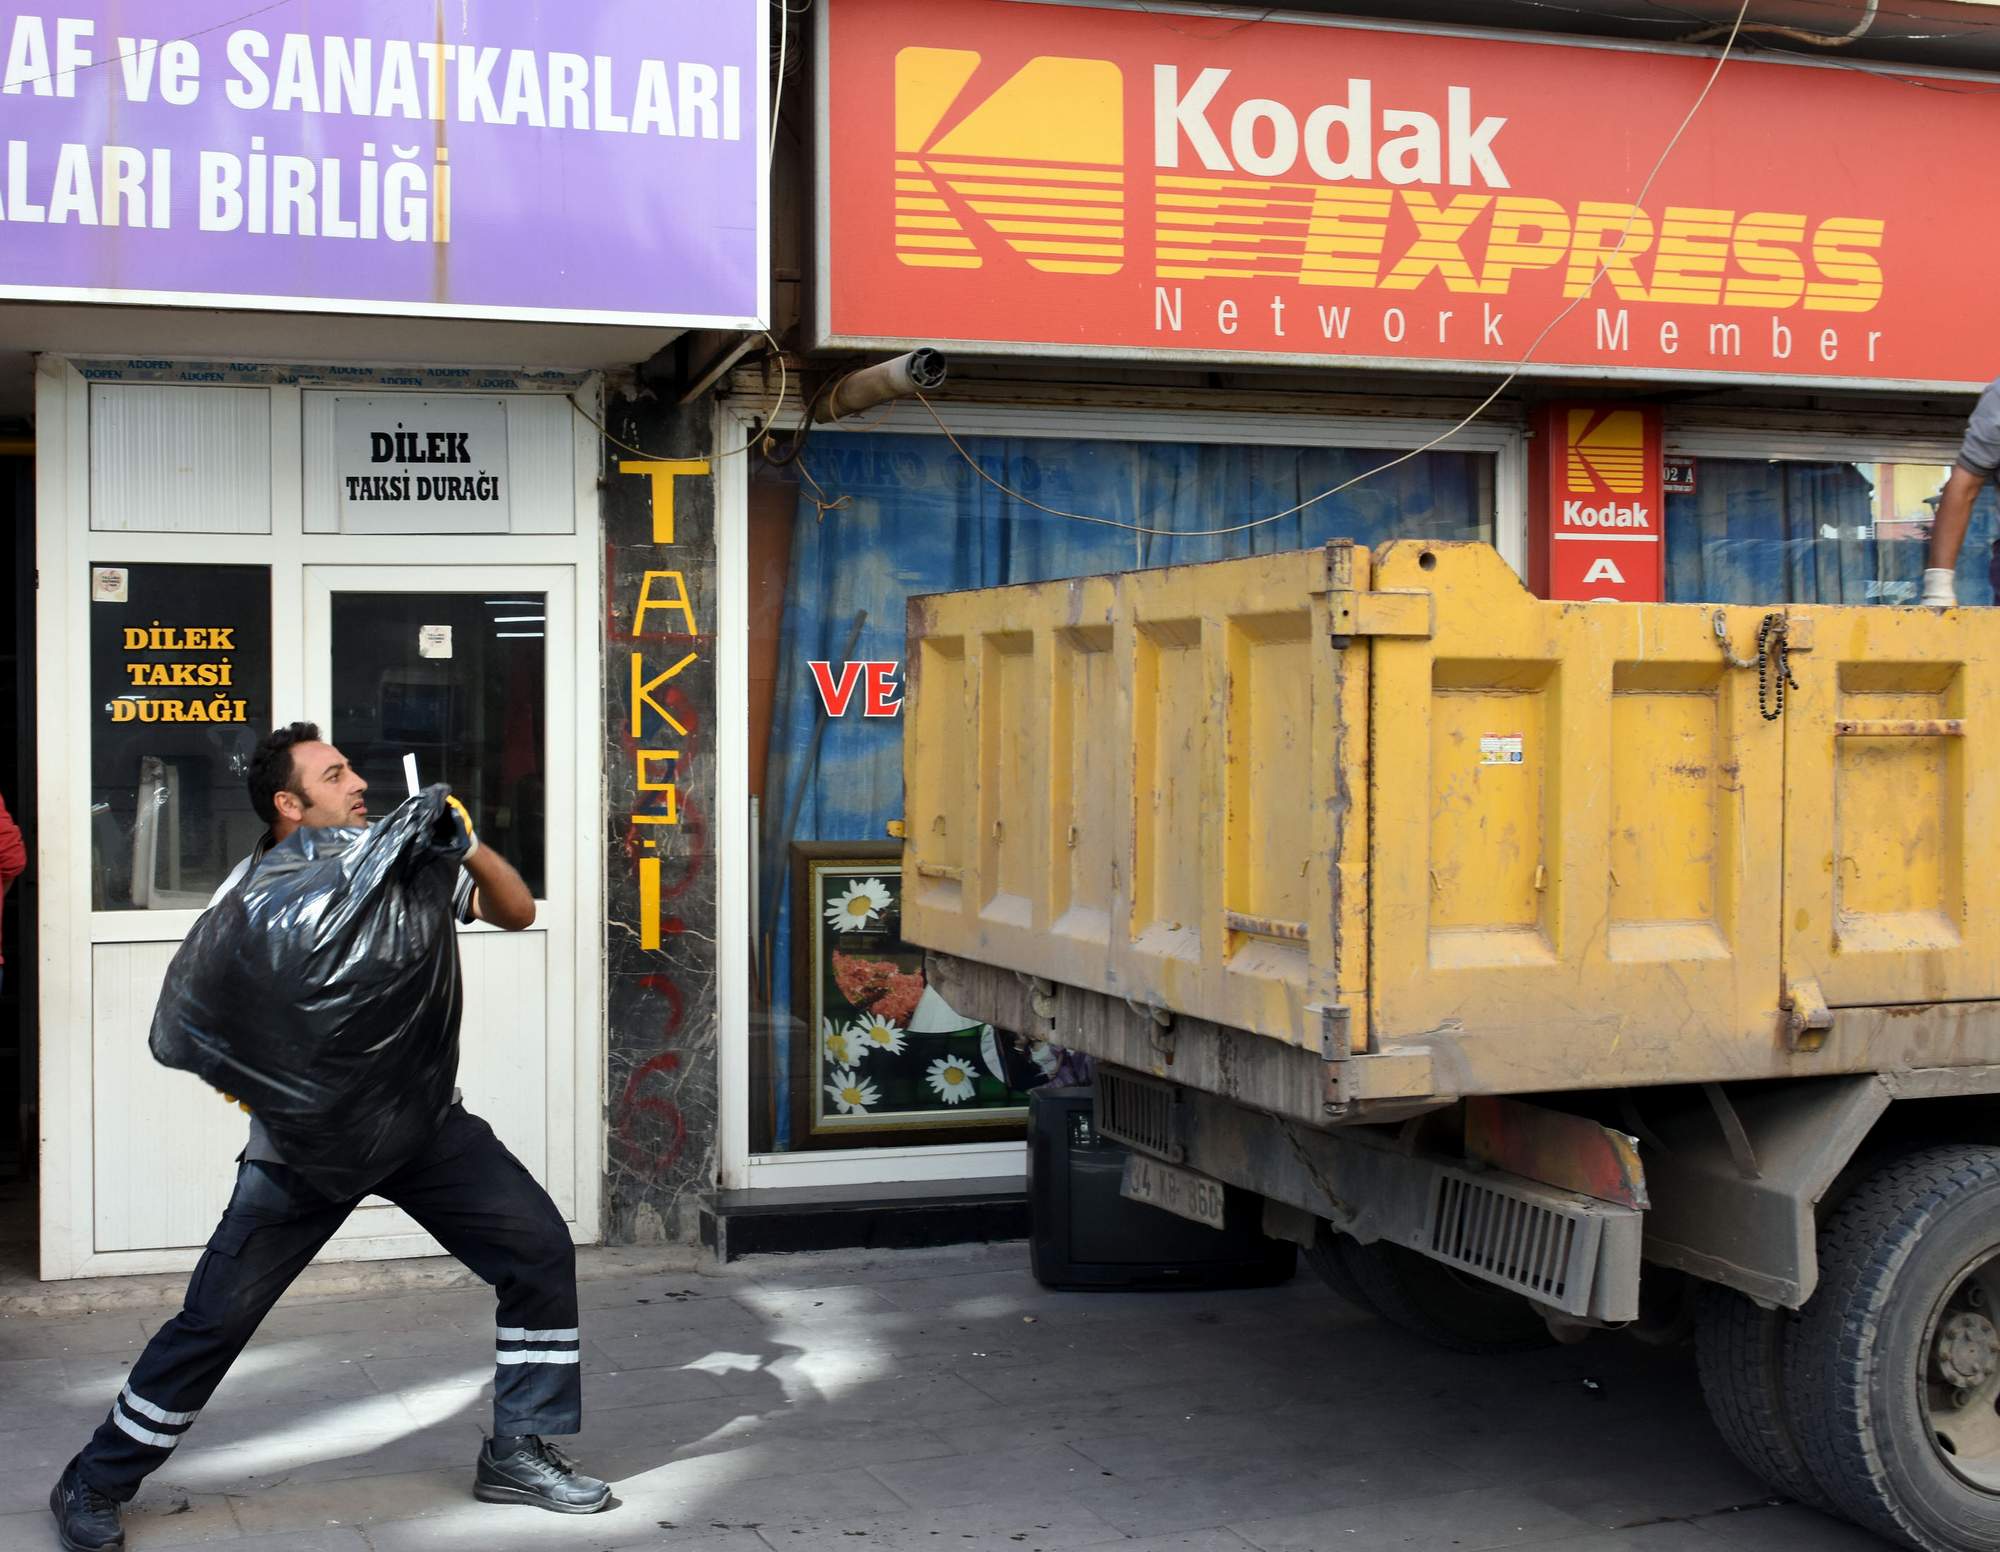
[693,1492,1128,1552]
[866,1443,1103,1509]
[1231,1485,1604,1551]
[225,1467,467,1536]
[0,1313,151,1360]
[116,1488,238,1546]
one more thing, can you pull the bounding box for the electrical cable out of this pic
[768,0,789,184]
[2,0,299,89]
[714,342,789,460]
[1739,41,2000,93]
[762,376,838,467]
[1128,3,1281,39]
[568,332,788,463]
[883,0,1757,541]
[1681,0,1874,46]
[1105,0,2000,42]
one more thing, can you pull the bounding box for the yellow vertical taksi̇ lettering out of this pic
[618,458,710,544]
[638,854,663,949]
[633,746,681,951]
[634,749,681,826]
[631,651,697,738]
[621,458,707,951]
[633,571,699,636]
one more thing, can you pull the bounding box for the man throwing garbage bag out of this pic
[51,722,610,1552]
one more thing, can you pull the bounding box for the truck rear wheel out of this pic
[1335,1238,1553,1355]
[1694,1285,1827,1509]
[1303,1226,1376,1314]
[1786,1145,2000,1551]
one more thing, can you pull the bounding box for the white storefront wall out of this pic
[35,356,606,1279]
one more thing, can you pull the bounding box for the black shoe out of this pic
[473,1435,611,1514]
[49,1465,124,1552]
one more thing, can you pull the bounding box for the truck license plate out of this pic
[1120,1154,1226,1231]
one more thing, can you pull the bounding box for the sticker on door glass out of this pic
[418,624,453,659]
[91,566,129,603]
[1480,734,1524,766]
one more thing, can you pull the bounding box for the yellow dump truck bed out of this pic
[903,539,2000,1111]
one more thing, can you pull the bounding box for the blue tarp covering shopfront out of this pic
[755,428,1493,1146]
[1666,461,2000,607]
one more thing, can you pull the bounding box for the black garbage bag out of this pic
[149,785,471,1200]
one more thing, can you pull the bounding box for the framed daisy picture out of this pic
[790,843,1042,1145]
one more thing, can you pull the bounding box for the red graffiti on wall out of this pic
[613,973,689,1172]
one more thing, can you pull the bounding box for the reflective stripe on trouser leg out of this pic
[371,1109,584,1436]
[73,1160,354,1502]
[494,1321,582,1433]
[109,1384,199,1449]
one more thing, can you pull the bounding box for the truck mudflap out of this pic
[1096,1065,1642,1323]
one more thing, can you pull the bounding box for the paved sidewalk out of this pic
[0,1242,1892,1552]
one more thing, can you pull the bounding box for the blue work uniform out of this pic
[69,842,581,1501]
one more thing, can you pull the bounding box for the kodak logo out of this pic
[893,48,1126,275]
[1563,408,1648,495]
[1154,68,1509,187]
[1561,499,1652,530]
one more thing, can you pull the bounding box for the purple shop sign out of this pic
[0,3,766,326]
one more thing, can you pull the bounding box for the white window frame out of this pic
[712,397,1526,1191]
[1665,427,1963,468]
[35,356,607,1278]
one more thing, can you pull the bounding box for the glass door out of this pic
[304,564,582,1237]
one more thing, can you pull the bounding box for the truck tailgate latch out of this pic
[1781,978,1833,1052]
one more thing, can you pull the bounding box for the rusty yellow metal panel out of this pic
[903,548,1365,1047]
[1781,606,2000,1009]
[1367,542,1788,1094]
[906,538,2000,1105]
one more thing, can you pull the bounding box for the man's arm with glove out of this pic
[444,795,536,931]
[1926,466,1985,607]
[1929,378,2000,607]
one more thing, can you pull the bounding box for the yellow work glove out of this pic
[219,1091,251,1115]
[443,794,480,859]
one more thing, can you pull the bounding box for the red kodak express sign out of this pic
[1529,405,1664,603]
[816,0,1997,390]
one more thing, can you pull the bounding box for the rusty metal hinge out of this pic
[1781,978,1833,1053]
[1327,589,1433,648]
[1318,538,1433,648]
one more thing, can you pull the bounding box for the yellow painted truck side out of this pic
[903,539,2000,1110]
